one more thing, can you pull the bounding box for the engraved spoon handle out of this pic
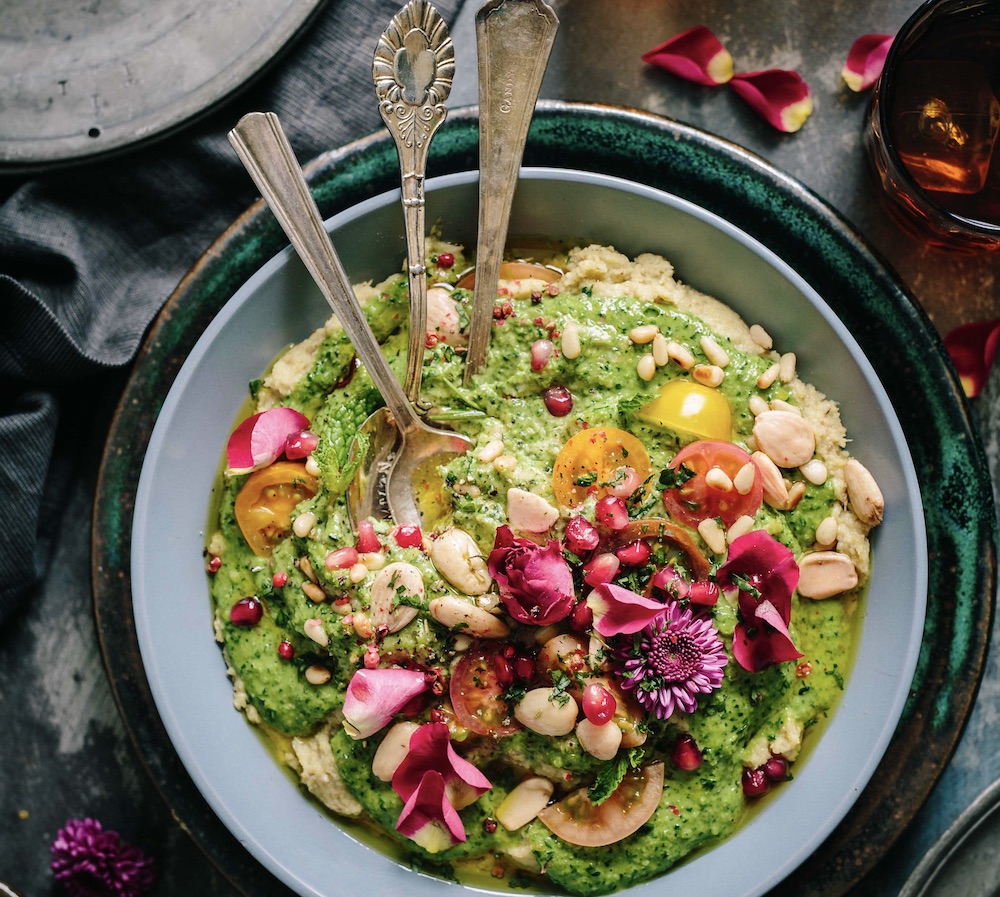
[374,0,454,405]
[464,0,558,382]
[228,111,422,433]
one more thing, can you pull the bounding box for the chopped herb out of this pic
[587,747,645,806]
[659,464,696,489]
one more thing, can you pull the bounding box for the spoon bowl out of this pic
[227,111,471,528]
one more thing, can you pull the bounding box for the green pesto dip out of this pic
[206,240,876,896]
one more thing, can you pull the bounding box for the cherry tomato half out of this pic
[661,440,762,529]
[613,517,711,582]
[536,761,665,847]
[449,642,522,738]
[553,426,652,508]
[233,461,318,556]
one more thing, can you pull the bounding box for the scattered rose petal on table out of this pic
[841,33,893,92]
[729,69,814,132]
[944,317,1000,398]
[642,25,734,86]
[51,818,156,897]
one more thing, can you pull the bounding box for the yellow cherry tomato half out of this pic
[234,461,318,556]
[536,761,665,847]
[552,426,652,508]
[635,379,732,441]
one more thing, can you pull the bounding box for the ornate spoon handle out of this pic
[464,0,558,382]
[374,0,454,405]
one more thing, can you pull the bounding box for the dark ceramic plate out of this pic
[92,101,997,897]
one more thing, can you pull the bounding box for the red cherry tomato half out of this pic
[449,642,522,738]
[662,441,762,529]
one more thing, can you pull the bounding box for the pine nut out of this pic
[727,515,755,543]
[749,324,773,350]
[704,466,734,492]
[815,515,838,547]
[769,399,801,415]
[749,395,769,416]
[352,611,373,639]
[493,454,517,473]
[733,462,757,495]
[304,456,321,478]
[697,518,727,554]
[349,563,369,583]
[637,353,657,381]
[666,341,696,370]
[304,618,328,647]
[757,363,780,389]
[305,665,331,685]
[629,324,659,344]
[331,598,354,615]
[477,439,504,463]
[298,556,318,583]
[785,481,807,510]
[302,581,327,603]
[652,332,670,366]
[562,321,581,359]
[359,552,385,571]
[779,352,797,383]
[800,459,828,485]
[700,334,730,368]
[292,511,316,539]
[372,722,419,782]
[693,363,724,388]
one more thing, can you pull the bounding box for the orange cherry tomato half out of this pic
[449,642,522,738]
[454,261,561,290]
[233,461,318,556]
[553,427,652,508]
[661,440,762,529]
[536,761,665,847]
[614,517,711,582]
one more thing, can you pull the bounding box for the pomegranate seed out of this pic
[206,555,222,573]
[285,429,318,459]
[542,385,573,417]
[764,756,788,782]
[326,546,359,570]
[671,734,703,771]
[272,571,289,588]
[687,581,721,606]
[583,552,620,587]
[564,516,600,554]
[230,596,263,627]
[796,661,812,678]
[569,601,593,632]
[364,645,380,668]
[482,817,498,834]
[582,683,617,726]
[594,496,630,531]
[355,520,381,554]
[278,639,295,661]
[494,654,514,687]
[607,466,642,499]
[531,339,555,372]
[395,525,424,549]
[742,766,771,797]
[436,252,455,269]
[616,540,651,567]
[513,654,535,682]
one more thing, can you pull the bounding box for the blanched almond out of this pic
[752,450,789,508]
[752,410,816,468]
[507,487,559,534]
[844,459,884,527]
[797,551,859,599]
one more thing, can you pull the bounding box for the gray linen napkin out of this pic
[0,0,464,623]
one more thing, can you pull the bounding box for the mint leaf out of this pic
[587,748,645,806]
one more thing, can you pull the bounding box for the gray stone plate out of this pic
[0,0,326,169]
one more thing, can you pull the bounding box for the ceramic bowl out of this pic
[130,165,926,897]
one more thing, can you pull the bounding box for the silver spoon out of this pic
[374,0,454,406]
[463,0,558,383]
[228,112,471,528]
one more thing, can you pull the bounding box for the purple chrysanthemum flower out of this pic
[614,600,728,719]
[50,818,155,897]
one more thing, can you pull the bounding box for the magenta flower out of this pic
[642,25,734,86]
[392,722,491,851]
[614,599,728,719]
[50,818,155,897]
[487,525,575,625]
[717,530,802,672]
[341,667,430,739]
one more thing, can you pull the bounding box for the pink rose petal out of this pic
[392,722,491,809]
[642,25,734,86]
[944,317,1000,398]
[588,582,666,637]
[730,69,813,132]
[842,33,893,92]
[226,407,310,474]
[341,668,430,739]
[395,770,467,851]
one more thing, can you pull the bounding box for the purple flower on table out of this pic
[717,530,802,673]
[613,597,728,720]
[50,817,155,897]
[486,525,575,626]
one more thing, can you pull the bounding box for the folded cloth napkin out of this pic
[0,0,464,624]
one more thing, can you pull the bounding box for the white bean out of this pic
[429,595,510,638]
[496,777,555,831]
[372,722,419,782]
[514,688,579,736]
[368,562,422,633]
[506,487,559,534]
[576,717,623,760]
[429,528,491,595]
